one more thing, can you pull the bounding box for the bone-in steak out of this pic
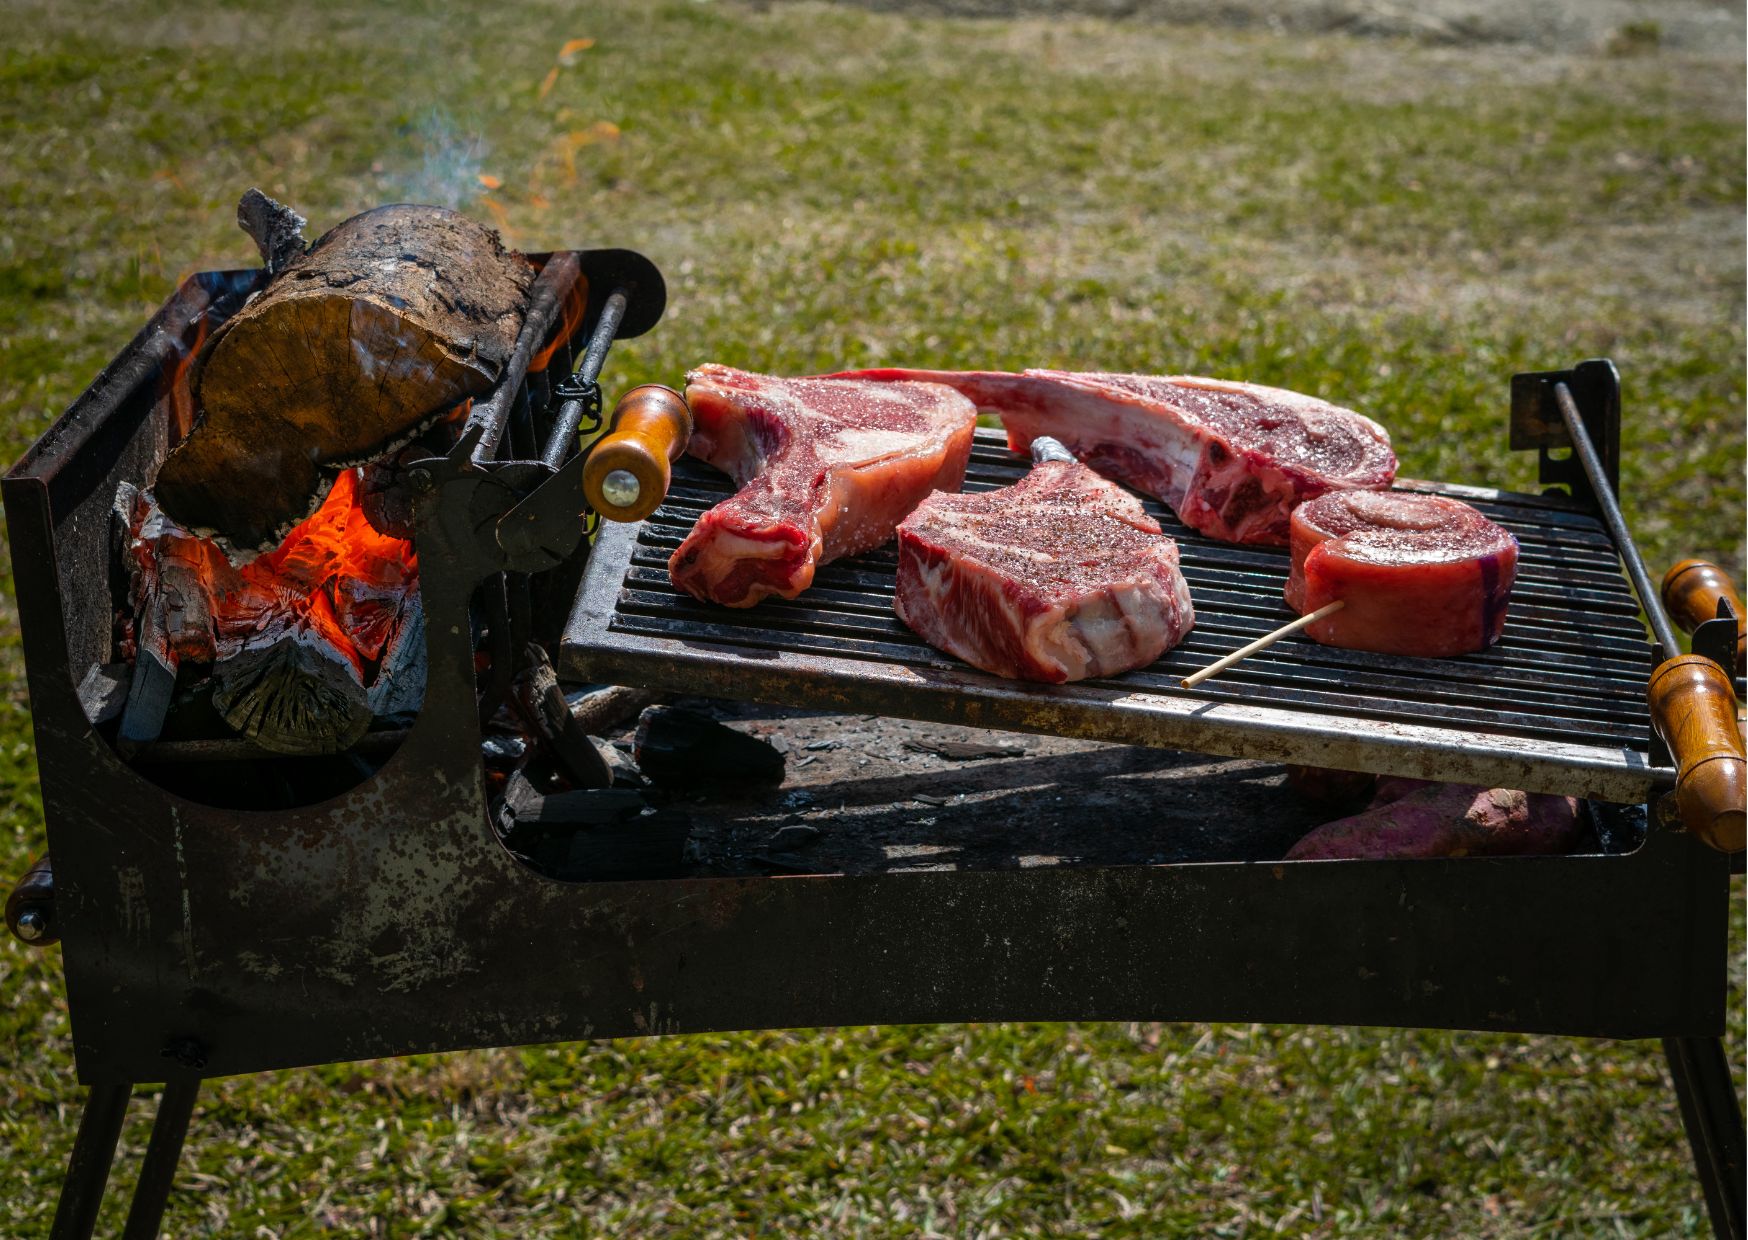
[830,368,1396,545]
[1285,489,1518,658]
[669,365,977,607]
[895,439,1195,683]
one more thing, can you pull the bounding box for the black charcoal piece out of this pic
[633,706,786,787]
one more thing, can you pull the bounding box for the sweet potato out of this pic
[1284,778,1582,861]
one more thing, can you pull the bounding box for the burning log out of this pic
[153,199,535,553]
[124,470,422,757]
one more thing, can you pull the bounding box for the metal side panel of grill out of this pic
[563,429,1675,804]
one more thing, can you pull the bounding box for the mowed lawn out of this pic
[0,1,1743,1235]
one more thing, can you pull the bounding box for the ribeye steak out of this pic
[831,368,1395,545]
[895,437,1195,683]
[669,365,977,607]
[1285,489,1518,658]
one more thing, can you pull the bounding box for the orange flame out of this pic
[241,470,417,664]
[160,311,214,443]
[133,469,418,676]
[527,270,589,375]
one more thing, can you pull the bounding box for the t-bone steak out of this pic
[669,365,977,607]
[829,368,1396,545]
[1285,489,1518,658]
[895,437,1195,683]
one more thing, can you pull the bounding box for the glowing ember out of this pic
[129,468,418,680]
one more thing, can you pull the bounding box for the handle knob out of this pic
[6,853,57,946]
[582,385,693,523]
[1648,654,1745,852]
[1661,559,1745,675]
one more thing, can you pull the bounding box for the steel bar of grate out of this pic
[565,429,1673,803]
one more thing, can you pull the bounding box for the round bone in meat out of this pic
[1285,490,1517,658]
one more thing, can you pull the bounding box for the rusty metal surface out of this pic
[563,431,1673,805]
[1,287,1731,1090]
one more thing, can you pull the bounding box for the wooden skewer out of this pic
[1180,600,1345,689]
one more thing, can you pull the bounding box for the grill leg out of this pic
[49,1081,133,1240]
[120,1078,201,1240]
[1663,1036,1746,1240]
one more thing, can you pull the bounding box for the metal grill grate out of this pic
[564,429,1672,803]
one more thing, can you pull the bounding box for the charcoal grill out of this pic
[571,435,1663,803]
[4,247,1742,1240]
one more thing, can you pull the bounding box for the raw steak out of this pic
[669,365,977,607]
[895,437,1195,683]
[1285,489,1518,658]
[829,368,1395,545]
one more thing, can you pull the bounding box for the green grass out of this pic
[0,1,1743,1234]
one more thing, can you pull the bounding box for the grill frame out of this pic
[3,286,1737,1237]
[564,431,1673,804]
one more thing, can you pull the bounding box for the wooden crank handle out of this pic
[1661,559,1745,675]
[5,852,57,946]
[582,385,693,523]
[1648,654,1745,853]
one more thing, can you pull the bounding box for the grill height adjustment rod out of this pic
[1538,375,1745,854]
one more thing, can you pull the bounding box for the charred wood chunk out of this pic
[633,706,786,787]
[366,595,426,722]
[514,644,611,789]
[235,188,308,274]
[211,626,371,755]
[153,201,535,553]
[359,447,428,541]
[498,777,689,881]
[78,663,132,727]
[567,684,662,738]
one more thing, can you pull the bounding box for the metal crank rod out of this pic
[490,276,690,570]
[466,252,583,465]
[540,286,629,469]
[1553,382,1745,855]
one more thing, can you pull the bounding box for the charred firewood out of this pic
[77,663,131,727]
[633,706,785,787]
[366,596,427,722]
[235,188,308,275]
[567,684,663,738]
[359,446,428,541]
[153,200,535,554]
[513,644,611,789]
[211,624,371,755]
[124,474,418,757]
[118,630,177,755]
